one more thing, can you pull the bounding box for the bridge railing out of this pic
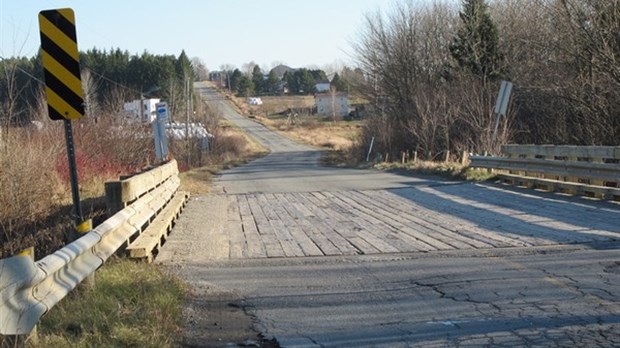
[469,145,620,200]
[0,159,188,335]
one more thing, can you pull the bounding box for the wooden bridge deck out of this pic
[159,182,620,261]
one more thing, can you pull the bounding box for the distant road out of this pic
[158,82,620,347]
[195,83,429,194]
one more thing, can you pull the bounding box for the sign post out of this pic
[490,80,513,154]
[39,8,91,239]
[153,102,170,162]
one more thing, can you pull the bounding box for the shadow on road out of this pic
[390,182,620,246]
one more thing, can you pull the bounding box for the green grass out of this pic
[34,258,186,348]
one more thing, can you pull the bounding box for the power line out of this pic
[84,68,142,95]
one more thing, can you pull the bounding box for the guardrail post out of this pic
[105,181,124,216]
[3,247,39,347]
[591,157,605,199]
[461,151,469,166]
[75,219,95,289]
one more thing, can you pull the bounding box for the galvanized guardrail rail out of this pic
[470,145,620,200]
[0,159,188,335]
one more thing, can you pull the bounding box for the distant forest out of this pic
[0,48,198,126]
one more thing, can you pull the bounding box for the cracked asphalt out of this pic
[167,244,620,347]
[158,83,620,347]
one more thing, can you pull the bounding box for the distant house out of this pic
[270,64,295,79]
[315,92,349,117]
[123,98,160,123]
[315,80,331,93]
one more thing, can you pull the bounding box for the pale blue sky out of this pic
[0,1,445,71]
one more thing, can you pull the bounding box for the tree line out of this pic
[0,48,203,128]
[354,0,620,160]
[221,64,352,97]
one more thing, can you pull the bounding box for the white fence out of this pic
[0,160,185,335]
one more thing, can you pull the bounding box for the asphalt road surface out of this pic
[158,82,620,347]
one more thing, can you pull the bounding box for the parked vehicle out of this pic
[247,97,263,105]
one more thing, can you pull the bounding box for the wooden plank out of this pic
[347,236,382,255]
[273,194,323,256]
[228,220,246,259]
[367,190,530,248]
[497,173,620,200]
[330,190,454,250]
[111,160,179,204]
[325,191,435,252]
[246,194,286,257]
[225,194,247,259]
[312,192,422,253]
[258,194,305,257]
[237,195,267,258]
[293,193,359,255]
[127,191,189,260]
[414,185,599,244]
[346,190,490,250]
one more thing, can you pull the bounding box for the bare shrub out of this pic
[207,129,248,164]
[0,127,67,257]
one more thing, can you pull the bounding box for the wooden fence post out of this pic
[461,151,469,166]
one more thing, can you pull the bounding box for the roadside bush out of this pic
[0,126,67,257]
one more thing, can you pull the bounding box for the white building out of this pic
[315,92,349,117]
[315,81,331,93]
[123,98,160,123]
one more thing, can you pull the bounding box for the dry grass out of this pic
[278,120,360,151]
[253,95,315,116]
[0,117,153,259]
[374,160,496,181]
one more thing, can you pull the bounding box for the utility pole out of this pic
[185,77,191,168]
[139,92,145,123]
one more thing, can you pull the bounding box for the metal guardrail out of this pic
[469,145,620,199]
[0,160,180,335]
[469,156,620,181]
[501,144,620,159]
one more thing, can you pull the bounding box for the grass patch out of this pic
[34,258,186,348]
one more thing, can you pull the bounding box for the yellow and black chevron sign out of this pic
[38,8,84,120]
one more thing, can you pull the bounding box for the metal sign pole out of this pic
[63,119,83,225]
[490,81,513,154]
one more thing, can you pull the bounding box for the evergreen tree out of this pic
[265,70,280,94]
[297,68,316,94]
[283,70,298,94]
[229,69,243,92]
[236,75,254,97]
[251,65,264,95]
[450,0,504,82]
[175,50,194,80]
[309,69,327,82]
[330,73,347,92]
